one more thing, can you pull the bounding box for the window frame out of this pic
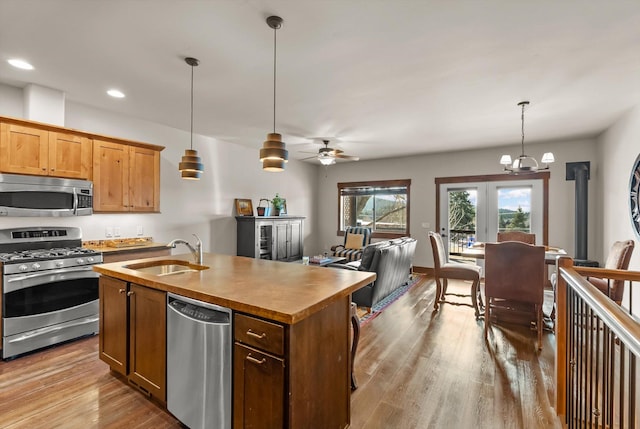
[337,179,411,239]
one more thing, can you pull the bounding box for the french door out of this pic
[436,173,549,260]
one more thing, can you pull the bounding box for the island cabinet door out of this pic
[128,283,166,402]
[99,276,128,375]
[233,343,285,429]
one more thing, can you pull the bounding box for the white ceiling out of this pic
[1,1,639,163]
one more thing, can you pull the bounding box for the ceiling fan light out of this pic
[319,157,335,166]
[541,152,555,164]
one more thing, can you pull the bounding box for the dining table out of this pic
[459,243,567,264]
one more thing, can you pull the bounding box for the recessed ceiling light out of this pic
[8,59,34,70]
[107,89,125,98]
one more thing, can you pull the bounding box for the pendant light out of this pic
[179,57,204,180]
[500,101,554,174]
[260,15,288,172]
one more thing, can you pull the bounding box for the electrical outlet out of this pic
[114,227,121,237]
[136,225,144,236]
[105,227,113,238]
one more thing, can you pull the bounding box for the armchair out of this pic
[331,226,372,262]
[588,240,634,305]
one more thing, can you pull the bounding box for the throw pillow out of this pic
[345,233,365,250]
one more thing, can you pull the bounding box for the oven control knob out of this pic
[87,257,94,263]
[76,258,85,265]
[19,264,28,272]
[32,263,41,270]
[56,261,64,268]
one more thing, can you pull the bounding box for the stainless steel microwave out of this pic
[0,173,93,216]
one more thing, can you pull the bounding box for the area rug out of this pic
[357,274,425,326]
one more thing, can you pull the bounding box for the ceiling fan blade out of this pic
[300,155,320,161]
[335,154,359,161]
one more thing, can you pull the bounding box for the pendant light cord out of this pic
[190,63,194,150]
[273,26,277,134]
[520,102,525,157]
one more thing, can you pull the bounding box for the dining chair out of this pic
[484,241,546,350]
[429,231,482,319]
[497,231,536,245]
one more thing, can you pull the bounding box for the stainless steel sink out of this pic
[124,259,209,277]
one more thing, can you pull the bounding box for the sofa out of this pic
[332,237,417,311]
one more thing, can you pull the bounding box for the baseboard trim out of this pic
[413,266,433,276]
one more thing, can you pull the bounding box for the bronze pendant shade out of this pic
[180,57,204,180]
[260,132,288,172]
[260,16,288,172]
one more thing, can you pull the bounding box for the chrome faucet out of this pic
[167,234,203,265]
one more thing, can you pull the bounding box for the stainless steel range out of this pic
[0,226,102,359]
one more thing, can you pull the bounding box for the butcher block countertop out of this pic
[93,252,376,324]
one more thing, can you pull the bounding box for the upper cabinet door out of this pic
[0,123,49,176]
[93,139,130,212]
[129,146,160,212]
[48,131,92,179]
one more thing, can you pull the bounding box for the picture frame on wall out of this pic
[235,198,254,216]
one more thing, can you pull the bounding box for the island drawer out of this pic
[234,313,284,356]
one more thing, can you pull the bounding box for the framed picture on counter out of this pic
[235,198,254,216]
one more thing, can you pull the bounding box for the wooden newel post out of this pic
[555,255,573,420]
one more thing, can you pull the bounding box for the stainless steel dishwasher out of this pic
[167,293,232,429]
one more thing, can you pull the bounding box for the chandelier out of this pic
[500,101,554,174]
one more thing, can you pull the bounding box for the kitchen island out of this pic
[93,252,376,429]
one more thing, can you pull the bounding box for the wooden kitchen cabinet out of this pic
[99,276,166,402]
[93,139,161,212]
[0,122,91,179]
[233,313,285,428]
[236,216,304,261]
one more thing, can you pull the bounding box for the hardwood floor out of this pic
[0,276,560,428]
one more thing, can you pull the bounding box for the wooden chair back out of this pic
[496,231,536,245]
[485,241,545,304]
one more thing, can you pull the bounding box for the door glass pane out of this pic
[497,186,532,233]
[447,189,477,256]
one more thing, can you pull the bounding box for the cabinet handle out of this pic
[127,291,135,296]
[246,329,266,339]
[246,354,266,365]
[118,288,125,294]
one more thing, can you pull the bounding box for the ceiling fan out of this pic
[300,140,360,165]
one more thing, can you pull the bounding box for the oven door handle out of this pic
[4,266,99,293]
[7,316,99,344]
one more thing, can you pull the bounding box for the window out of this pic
[338,179,410,238]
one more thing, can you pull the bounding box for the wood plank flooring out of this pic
[0,276,560,428]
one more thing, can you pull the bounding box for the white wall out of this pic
[317,138,599,269]
[0,84,319,256]
[598,105,640,271]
